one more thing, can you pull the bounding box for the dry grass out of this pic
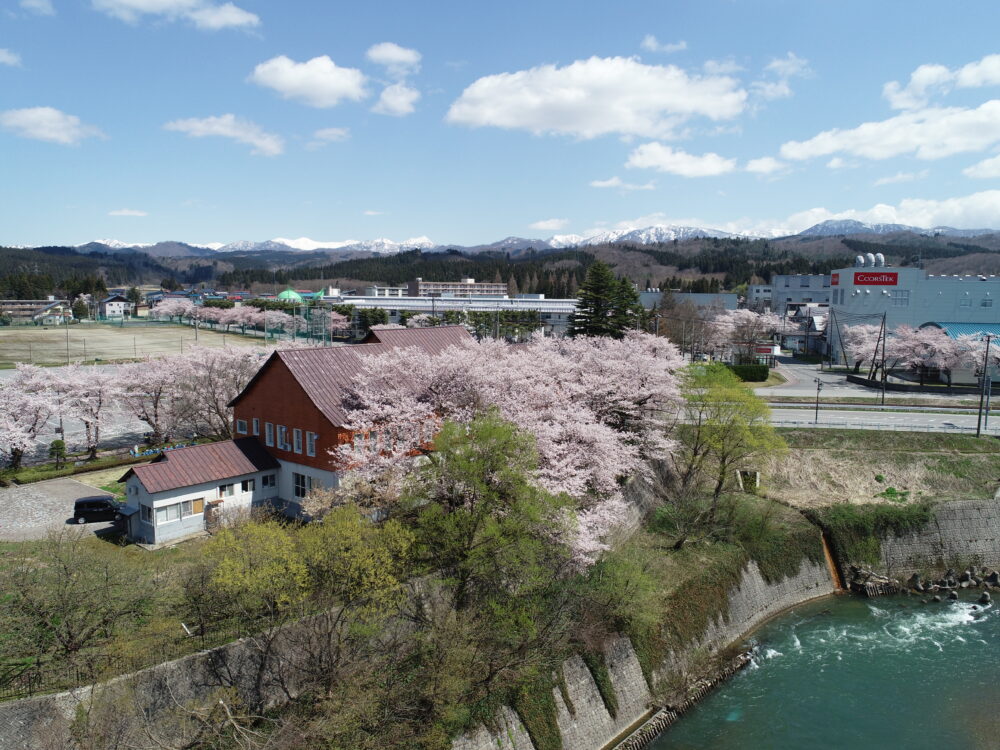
[765,429,1000,509]
[74,464,150,490]
[0,322,268,367]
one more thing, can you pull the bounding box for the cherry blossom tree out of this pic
[334,332,684,565]
[153,298,194,323]
[119,357,185,444]
[57,364,119,459]
[705,309,782,363]
[0,365,57,469]
[174,346,270,438]
[406,314,439,328]
[840,323,882,373]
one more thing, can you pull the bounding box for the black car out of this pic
[72,497,123,524]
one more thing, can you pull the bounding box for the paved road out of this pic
[757,357,974,401]
[770,406,999,434]
[0,477,119,541]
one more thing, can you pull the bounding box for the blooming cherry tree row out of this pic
[335,332,685,565]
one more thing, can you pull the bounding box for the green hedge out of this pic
[726,364,770,382]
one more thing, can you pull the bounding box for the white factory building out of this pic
[748,274,832,315]
[827,252,1000,359]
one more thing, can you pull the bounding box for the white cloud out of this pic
[884,54,1000,110]
[703,58,743,75]
[589,176,655,191]
[781,101,1000,161]
[363,209,383,216]
[249,55,367,109]
[745,156,786,174]
[751,52,810,101]
[446,56,746,139]
[826,157,852,169]
[20,0,54,15]
[529,218,569,231]
[779,190,1000,233]
[305,126,350,150]
[0,49,22,67]
[187,2,258,29]
[873,170,928,186]
[640,35,686,54]
[626,142,737,177]
[163,113,283,156]
[963,154,1000,178]
[766,52,810,80]
[108,208,147,216]
[366,42,421,78]
[0,107,103,145]
[92,0,259,29]
[372,83,420,116]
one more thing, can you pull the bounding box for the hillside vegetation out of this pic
[767,429,1000,509]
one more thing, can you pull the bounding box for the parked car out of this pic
[73,497,123,524]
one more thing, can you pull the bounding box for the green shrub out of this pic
[725,364,769,382]
[512,677,562,750]
[581,651,618,719]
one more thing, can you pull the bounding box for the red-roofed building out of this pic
[119,326,473,544]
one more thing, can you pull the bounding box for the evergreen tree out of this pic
[568,261,620,338]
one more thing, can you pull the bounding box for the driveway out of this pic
[0,477,119,541]
[756,356,972,401]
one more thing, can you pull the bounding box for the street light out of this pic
[977,334,994,438]
[814,378,824,425]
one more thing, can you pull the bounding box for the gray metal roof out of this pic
[921,322,1000,339]
[120,438,280,494]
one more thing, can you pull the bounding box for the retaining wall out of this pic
[451,558,834,750]
[873,497,1000,579]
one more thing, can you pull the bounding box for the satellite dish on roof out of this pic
[855,255,865,267]
[875,253,885,267]
[865,253,876,267]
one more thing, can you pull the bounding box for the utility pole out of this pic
[880,313,887,406]
[814,378,823,425]
[977,334,993,437]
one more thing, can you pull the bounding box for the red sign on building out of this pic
[831,273,839,286]
[853,271,898,286]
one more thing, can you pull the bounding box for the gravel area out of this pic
[0,477,118,541]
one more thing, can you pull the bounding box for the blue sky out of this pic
[3,0,1000,246]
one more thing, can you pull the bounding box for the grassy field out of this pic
[766,428,1000,509]
[0,322,268,367]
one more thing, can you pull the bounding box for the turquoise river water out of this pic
[652,593,1000,750]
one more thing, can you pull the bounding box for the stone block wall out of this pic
[876,498,1000,579]
[451,558,835,750]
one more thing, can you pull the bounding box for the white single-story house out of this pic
[119,438,281,545]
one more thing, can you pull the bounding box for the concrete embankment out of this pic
[452,558,835,750]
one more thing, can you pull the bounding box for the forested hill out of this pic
[0,246,173,298]
[218,240,857,293]
[218,249,597,298]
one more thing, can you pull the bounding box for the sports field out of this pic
[0,322,269,367]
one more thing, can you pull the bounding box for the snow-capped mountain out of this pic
[88,238,152,249]
[548,224,737,248]
[798,219,1000,238]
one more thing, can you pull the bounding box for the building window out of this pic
[960,297,972,308]
[262,473,276,488]
[800,278,810,288]
[306,431,317,457]
[293,428,303,454]
[156,504,181,524]
[141,504,153,523]
[252,418,260,436]
[154,498,203,525]
[219,483,234,498]
[277,425,289,451]
[235,419,248,434]
[241,478,255,492]
[293,472,313,499]
[265,422,274,446]
[982,299,994,307]
[890,290,910,307]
